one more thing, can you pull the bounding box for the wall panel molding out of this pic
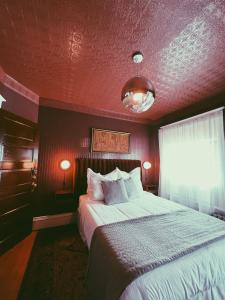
[0,67,39,105]
[40,98,151,125]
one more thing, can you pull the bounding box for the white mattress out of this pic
[78,192,225,300]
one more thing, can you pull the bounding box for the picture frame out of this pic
[91,128,130,153]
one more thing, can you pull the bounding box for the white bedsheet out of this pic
[78,192,225,300]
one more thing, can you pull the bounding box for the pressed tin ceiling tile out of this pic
[0,0,225,122]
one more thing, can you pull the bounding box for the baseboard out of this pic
[32,212,76,230]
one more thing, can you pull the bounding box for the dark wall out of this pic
[0,83,39,123]
[37,105,157,216]
[157,91,225,129]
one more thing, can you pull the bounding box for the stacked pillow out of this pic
[87,168,118,201]
[87,167,143,205]
[116,167,143,195]
[101,178,129,205]
[123,176,140,198]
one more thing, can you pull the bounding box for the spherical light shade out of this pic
[60,160,71,170]
[143,161,151,170]
[121,76,155,113]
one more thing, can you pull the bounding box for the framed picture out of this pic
[91,128,130,153]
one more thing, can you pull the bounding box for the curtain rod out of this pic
[160,106,225,129]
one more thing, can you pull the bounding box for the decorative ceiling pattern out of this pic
[0,0,225,122]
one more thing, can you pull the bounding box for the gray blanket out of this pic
[87,209,225,300]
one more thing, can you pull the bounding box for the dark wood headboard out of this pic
[74,158,141,200]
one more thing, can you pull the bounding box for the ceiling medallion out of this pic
[132,51,144,64]
[121,52,155,113]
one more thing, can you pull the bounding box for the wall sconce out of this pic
[142,161,151,184]
[60,159,71,190]
[143,161,151,170]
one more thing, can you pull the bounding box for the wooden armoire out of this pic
[0,109,37,254]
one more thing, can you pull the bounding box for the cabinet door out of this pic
[0,110,37,254]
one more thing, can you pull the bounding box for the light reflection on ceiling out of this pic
[160,17,212,85]
[68,31,83,62]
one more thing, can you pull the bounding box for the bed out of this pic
[75,158,225,300]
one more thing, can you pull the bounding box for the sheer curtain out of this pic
[159,108,225,214]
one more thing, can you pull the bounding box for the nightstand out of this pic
[55,189,75,214]
[143,184,158,195]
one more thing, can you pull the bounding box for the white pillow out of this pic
[87,168,119,201]
[116,167,143,193]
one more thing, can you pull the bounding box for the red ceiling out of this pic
[0,0,225,122]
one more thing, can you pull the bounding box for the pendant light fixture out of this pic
[121,52,155,113]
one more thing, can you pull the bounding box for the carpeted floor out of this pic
[18,225,89,300]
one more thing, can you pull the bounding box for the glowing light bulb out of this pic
[133,93,144,102]
[60,160,71,170]
[143,161,151,170]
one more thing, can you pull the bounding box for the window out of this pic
[159,108,225,214]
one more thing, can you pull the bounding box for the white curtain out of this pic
[159,109,225,214]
